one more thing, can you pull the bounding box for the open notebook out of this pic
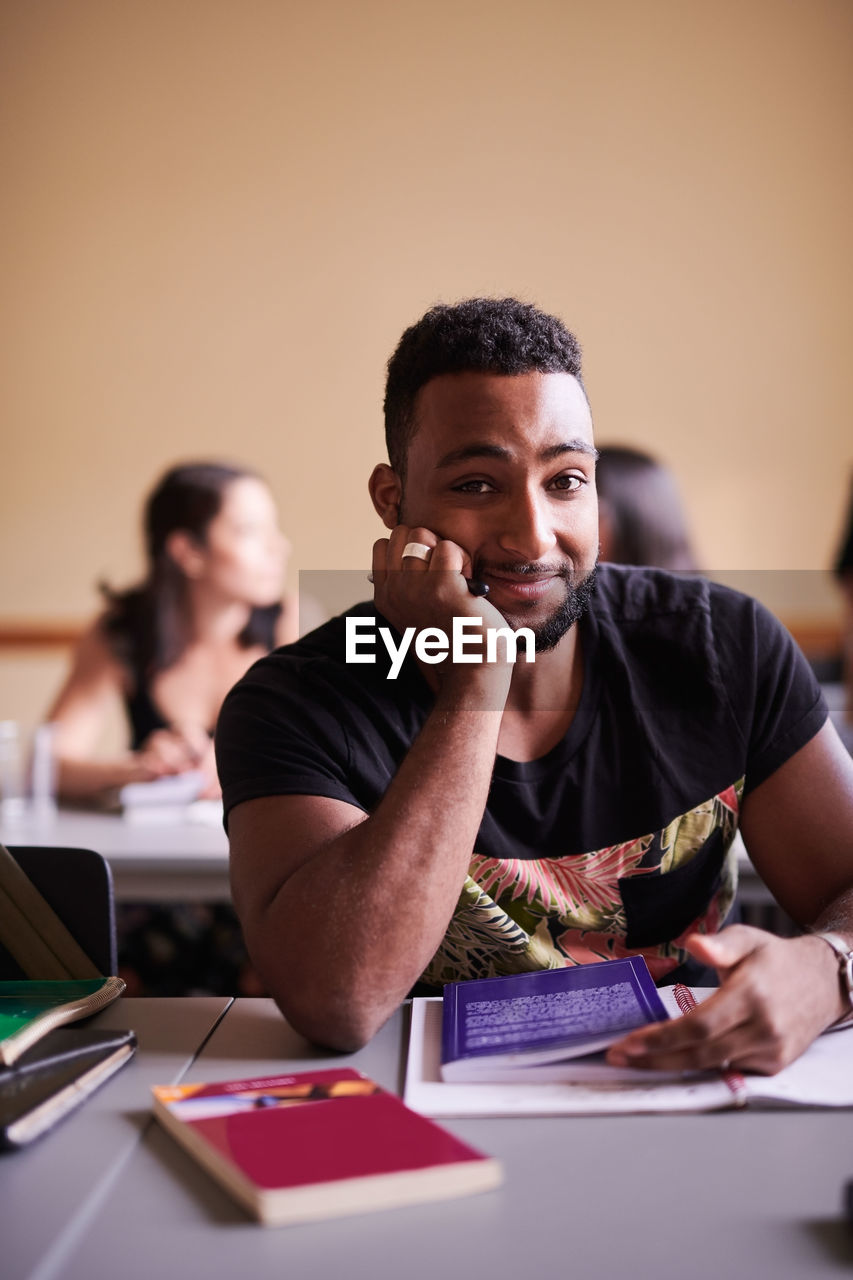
[404,989,853,1116]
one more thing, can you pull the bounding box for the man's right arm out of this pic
[228,666,509,1052]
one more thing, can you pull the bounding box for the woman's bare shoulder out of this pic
[67,614,129,684]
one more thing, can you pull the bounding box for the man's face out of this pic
[397,370,599,647]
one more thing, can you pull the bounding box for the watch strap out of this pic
[812,930,853,1022]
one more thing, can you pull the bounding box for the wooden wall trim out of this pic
[782,619,842,655]
[0,621,84,649]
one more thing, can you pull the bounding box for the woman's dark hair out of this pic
[384,298,585,478]
[101,462,281,677]
[596,445,700,572]
[833,471,853,580]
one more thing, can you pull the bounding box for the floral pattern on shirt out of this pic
[420,780,743,986]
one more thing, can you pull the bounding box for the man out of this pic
[217,297,853,1072]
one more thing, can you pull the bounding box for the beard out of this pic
[476,559,599,652]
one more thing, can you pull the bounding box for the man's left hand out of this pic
[606,925,847,1075]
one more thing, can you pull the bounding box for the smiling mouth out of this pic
[484,571,561,601]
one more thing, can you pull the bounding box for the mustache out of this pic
[473,559,574,578]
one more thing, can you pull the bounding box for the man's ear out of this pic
[165,529,205,579]
[368,464,402,530]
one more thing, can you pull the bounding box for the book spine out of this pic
[0,881,72,979]
[0,977,125,1067]
[0,843,101,979]
[626,955,669,1021]
[5,1043,135,1148]
[441,985,458,1063]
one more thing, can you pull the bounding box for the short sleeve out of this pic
[712,590,828,793]
[215,655,365,828]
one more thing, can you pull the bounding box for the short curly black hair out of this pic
[383,297,585,477]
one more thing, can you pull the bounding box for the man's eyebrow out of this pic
[541,441,599,462]
[435,439,598,469]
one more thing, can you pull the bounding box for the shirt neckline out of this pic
[492,605,601,782]
[340,603,602,778]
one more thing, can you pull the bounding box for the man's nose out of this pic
[496,492,557,563]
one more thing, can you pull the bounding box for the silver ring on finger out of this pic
[401,542,432,562]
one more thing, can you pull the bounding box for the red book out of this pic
[152,1067,502,1225]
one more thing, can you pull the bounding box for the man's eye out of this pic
[550,474,584,493]
[452,479,495,494]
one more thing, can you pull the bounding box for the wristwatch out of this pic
[812,930,853,1022]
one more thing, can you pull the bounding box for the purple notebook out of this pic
[441,957,669,1082]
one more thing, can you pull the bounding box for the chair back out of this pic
[0,846,117,977]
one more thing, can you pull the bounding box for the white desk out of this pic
[1,997,232,1280]
[0,809,230,902]
[7,997,850,1280]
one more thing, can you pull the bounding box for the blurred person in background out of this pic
[46,460,308,995]
[834,471,853,739]
[596,444,700,572]
[48,461,294,800]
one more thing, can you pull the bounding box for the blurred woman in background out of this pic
[596,444,700,572]
[48,461,294,800]
[833,472,853,736]
[46,460,302,995]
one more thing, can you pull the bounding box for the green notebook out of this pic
[0,977,125,1066]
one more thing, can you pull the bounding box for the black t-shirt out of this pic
[217,565,826,986]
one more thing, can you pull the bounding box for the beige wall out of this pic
[2,0,851,648]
